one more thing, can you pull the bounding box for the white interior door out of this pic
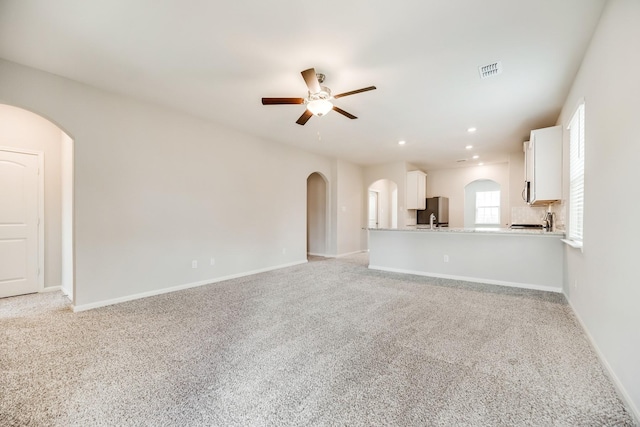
[0,149,40,298]
[368,191,379,228]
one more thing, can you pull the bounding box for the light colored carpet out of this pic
[0,253,635,426]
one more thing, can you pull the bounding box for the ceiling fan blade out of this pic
[301,68,321,94]
[333,86,377,99]
[332,106,357,120]
[296,110,313,125]
[262,97,305,105]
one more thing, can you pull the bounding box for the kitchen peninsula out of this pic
[368,227,565,292]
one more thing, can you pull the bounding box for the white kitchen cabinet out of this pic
[406,170,427,210]
[524,125,562,205]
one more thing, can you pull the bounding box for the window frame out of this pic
[567,100,585,246]
[474,190,501,225]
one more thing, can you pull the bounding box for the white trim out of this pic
[0,146,45,292]
[322,250,367,259]
[336,250,367,258]
[561,238,583,251]
[40,286,61,293]
[307,252,330,257]
[37,153,44,292]
[60,133,74,303]
[567,101,585,242]
[567,299,640,425]
[60,286,73,302]
[368,265,562,293]
[72,259,308,312]
[567,97,586,129]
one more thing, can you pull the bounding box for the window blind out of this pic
[568,103,585,242]
[475,190,500,224]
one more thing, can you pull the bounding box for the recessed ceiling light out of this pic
[467,127,477,133]
[398,140,406,145]
[472,155,480,159]
[465,145,473,150]
[478,162,484,166]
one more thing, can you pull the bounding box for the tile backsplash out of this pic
[552,202,566,230]
[511,206,547,225]
[511,203,565,230]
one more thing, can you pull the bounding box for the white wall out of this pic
[334,159,365,256]
[0,104,64,289]
[369,230,564,292]
[369,179,397,229]
[557,0,640,419]
[0,58,365,308]
[425,163,510,228]
[60,132,74,298]
[306,172,327,256]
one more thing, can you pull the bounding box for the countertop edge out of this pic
[365,227,565,237]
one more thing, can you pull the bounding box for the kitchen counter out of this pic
[368,227,564,292]
[368,226,565,236]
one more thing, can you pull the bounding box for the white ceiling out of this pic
[0,0,606,170]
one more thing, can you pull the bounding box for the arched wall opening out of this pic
[368,179,398,229]
[0,104,75,302]
[306,172,329,257]
[464,179,501,228]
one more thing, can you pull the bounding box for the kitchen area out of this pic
[367,124,566,292]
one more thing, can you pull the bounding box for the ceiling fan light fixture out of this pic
[307,99,333,116]
[262,67,375,124]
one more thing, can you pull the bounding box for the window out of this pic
[568,102,585,242]
[475,190,500,224]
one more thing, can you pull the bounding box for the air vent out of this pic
[479,61,503,79]
[456,159,468,163]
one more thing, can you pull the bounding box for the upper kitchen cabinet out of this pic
[406,170,427,210]
[524,125,562,206]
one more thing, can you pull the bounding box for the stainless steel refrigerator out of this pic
[417,197,449,226]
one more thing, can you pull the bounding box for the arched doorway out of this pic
[368,179,398,229]
[306,172,328,257]
[0,104,75,302]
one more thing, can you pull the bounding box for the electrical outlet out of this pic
[573,279,578,290]
[282,248,286,255]
[192,260,197,269]
[210,257,215,266]
[443,254,449,262]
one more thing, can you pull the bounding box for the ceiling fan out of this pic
[261,68,376,125]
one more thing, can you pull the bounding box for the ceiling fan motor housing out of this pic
[306,86,332,101]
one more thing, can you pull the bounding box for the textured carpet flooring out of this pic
[0,253,635,426]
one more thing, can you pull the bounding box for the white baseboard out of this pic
[72,259,308,313]
[567,300,640,425]
[307,252,329,257]
[336,250,367,258]
[368,265,563,294]
[308,250,367,259]
[60,286,73,301]
[40,286,61,293]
